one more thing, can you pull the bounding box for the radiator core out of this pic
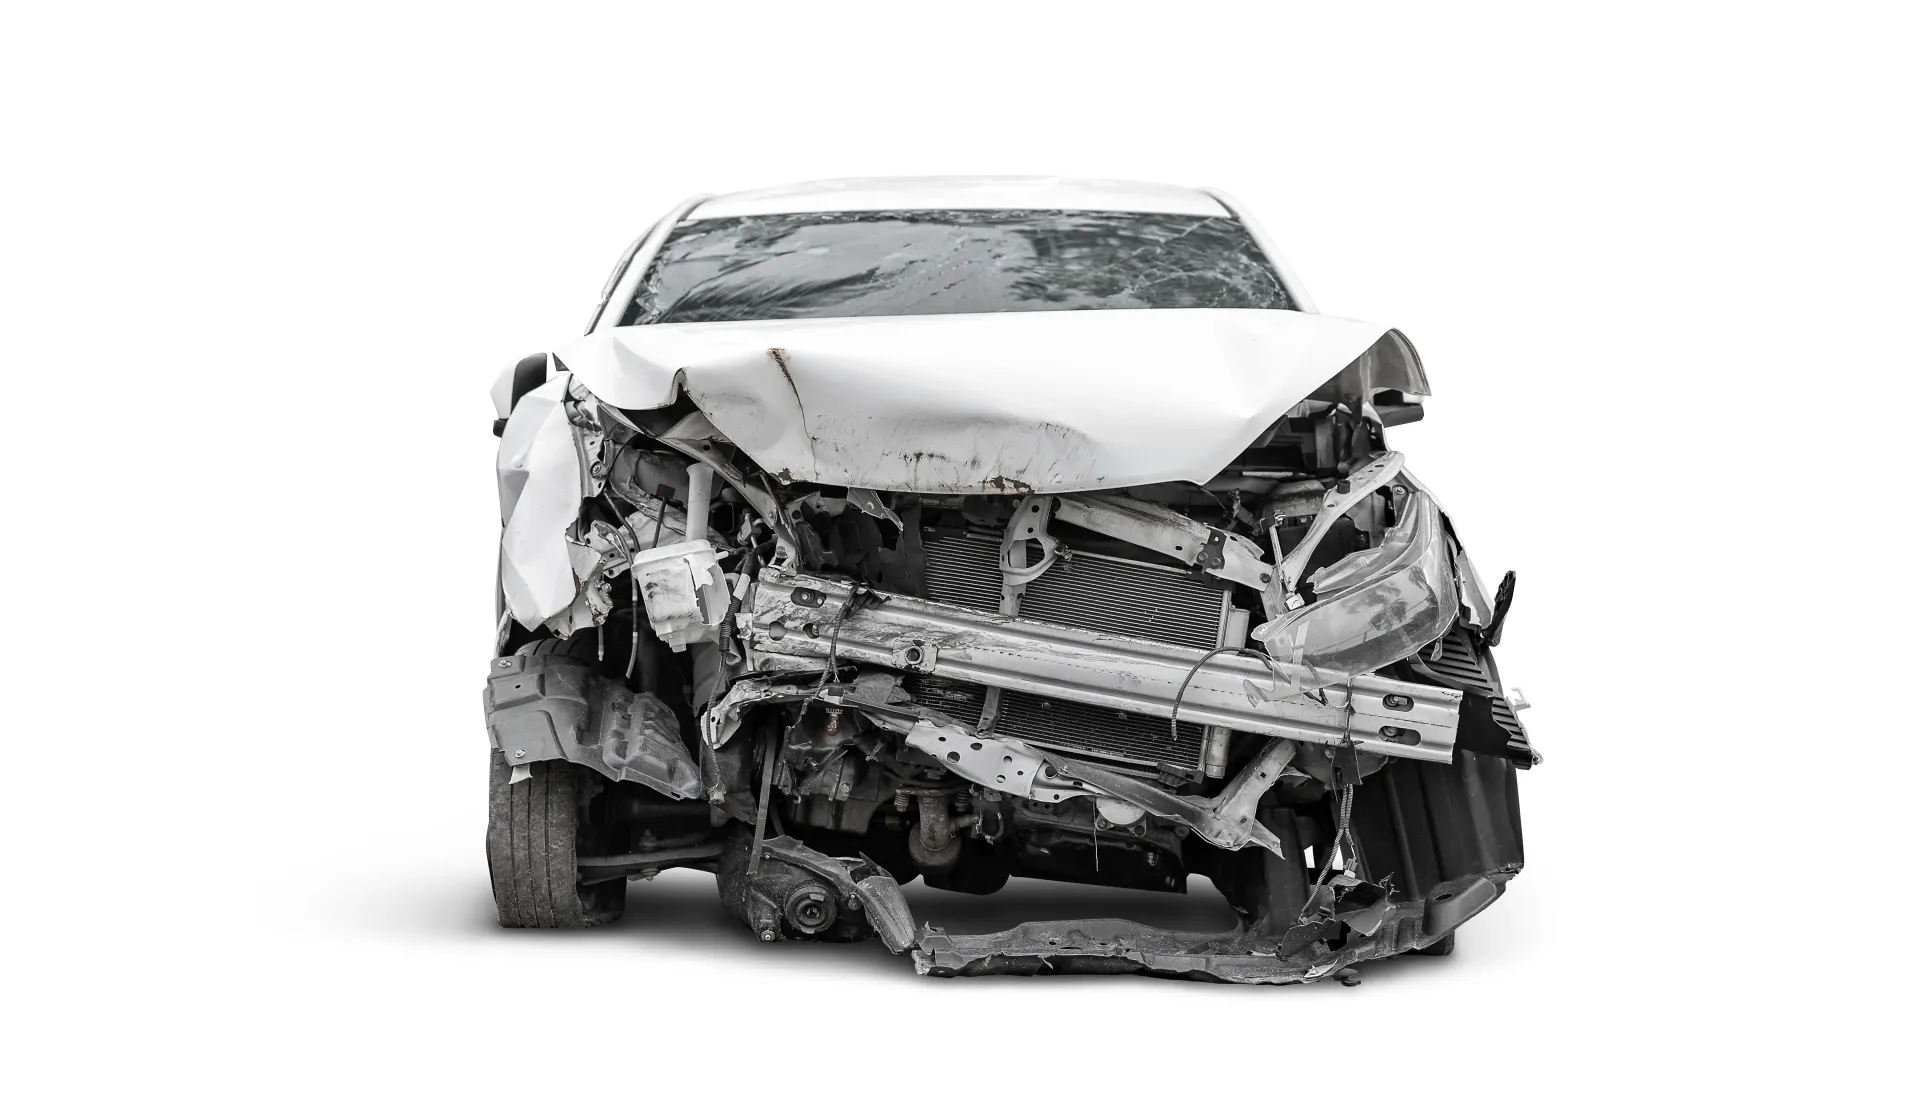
[909,525,1233,774]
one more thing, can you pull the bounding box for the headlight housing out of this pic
[1252,488,1460,677]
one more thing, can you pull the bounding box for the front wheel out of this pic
[487,752,625,928]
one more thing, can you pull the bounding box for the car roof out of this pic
[687,176,1232,219]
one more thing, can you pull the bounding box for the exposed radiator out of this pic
[921,526,1229,648]
[911,525,1236,775]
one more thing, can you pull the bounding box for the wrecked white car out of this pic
[484,177,1533,983]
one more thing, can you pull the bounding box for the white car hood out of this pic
[554,309,1426,494]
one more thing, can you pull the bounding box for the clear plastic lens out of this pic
[1256,491,1460,676]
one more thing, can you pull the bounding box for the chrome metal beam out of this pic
[745,571,1460,761]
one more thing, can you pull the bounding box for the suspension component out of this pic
[908,791,961,869]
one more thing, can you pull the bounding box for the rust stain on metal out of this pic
[767,347,816,471]
[766,348,800,399]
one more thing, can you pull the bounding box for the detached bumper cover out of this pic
[915,872,1504,983]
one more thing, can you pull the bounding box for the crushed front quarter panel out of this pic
[496,376,586,626]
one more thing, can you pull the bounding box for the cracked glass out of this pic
[622,209,1294,325]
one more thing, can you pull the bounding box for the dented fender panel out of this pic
[496,377,587,627]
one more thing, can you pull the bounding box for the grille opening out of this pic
[921,526,1228,649]
[909,523,1234,773]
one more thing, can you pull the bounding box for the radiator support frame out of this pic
[744,570,1461,762]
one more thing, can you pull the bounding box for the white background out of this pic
[3,2,1912,1115]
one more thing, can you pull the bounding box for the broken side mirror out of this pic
[1374,390,1425,427]
[490,354,550,437]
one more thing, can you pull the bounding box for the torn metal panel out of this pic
[913,920,1334,984]
[913,875,1500,984]
[483,651,701,799]
[845,487,902,531]
[747,570,1461,761]
[700,677,810,749]
[905,778,1515,983]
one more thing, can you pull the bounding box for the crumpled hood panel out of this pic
[555,309,1425,494]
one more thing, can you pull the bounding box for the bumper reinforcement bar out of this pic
[745,571,1462,761]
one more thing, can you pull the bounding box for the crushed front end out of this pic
[483,313,1533,984]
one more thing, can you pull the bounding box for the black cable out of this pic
[1167,644,1331,741]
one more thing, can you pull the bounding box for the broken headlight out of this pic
[1253,489,1459,677]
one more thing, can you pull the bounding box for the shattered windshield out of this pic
[621,209,1294,325]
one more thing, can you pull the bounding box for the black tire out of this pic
[487,751,625,928]
[1412,931,1457,957]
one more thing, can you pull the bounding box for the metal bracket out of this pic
[902,718,1296,857]
[1054,494,1270,591]
[998,495,1059,613]
[749,572,1460,760]
[903,721,1083,803]
[1190,739,1297,850]
[1273,451,1405,600]
[847,487,903,532]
